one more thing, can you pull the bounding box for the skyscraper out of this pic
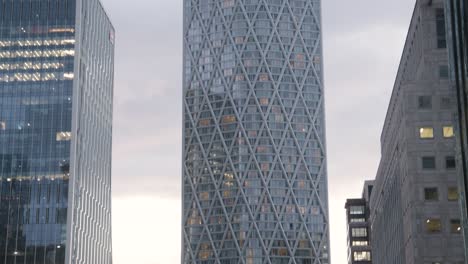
[182,0,329,263]
[0,1,114,263]
[446,0,468,257]
[369,0,465,263]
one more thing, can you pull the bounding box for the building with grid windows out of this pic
[0,0,114,263]
[369,0,465,263]
[345,181,373,264]
[182,0,330,263]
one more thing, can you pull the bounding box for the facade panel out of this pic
[182,0,330,263]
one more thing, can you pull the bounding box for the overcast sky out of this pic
[99,0,416,263]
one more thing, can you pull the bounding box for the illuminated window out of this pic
[353,251,371,261]
[260,98,269,106]
[56,132,71,141]
[350,206,365,215]
[351,228,367,237]
[350,218,366,223]
[63,73,74,80]
[426,218,442,233]
[222,115,236,124]
[424,188,439,201]
[451,219,462,233]
[352,241,369,246]
[443,126,454,138]
[0,122,5,130]
[199,119,211,126]
[419,127,434,139]
[448,187,459,201]
[200,192,209,200]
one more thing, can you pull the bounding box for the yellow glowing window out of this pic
[426,219,442,233]
[448,187,459,201]
[63,73,74,80]
[199,119,210,126]
[222,115,236,124]
[56,132,71,141]
[200,192,209,200]
[419,127,434,139]
[260,98,269,106]
[443,126,455,138]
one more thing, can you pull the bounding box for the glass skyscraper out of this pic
[446,0,468,259]
[0,0,114,263]
[182,0,329,263]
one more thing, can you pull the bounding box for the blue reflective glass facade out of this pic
[0,1,114,263]
[182,0,330,263]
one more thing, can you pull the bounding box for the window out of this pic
[350,206,365,215]
[0,121,5,130]
[353,251,371,261]
[446,156,456,169]
[422,156,436,169]
[350,218,366,223]
[199,119,211,126]
[443,126,454,138]
[426,218,442,233]
[351,228,367,237]
[451,219,462,233]
[439,65,449,79]
[436,9,446,49]
[424,188,439,201]
[56,132,71,141]
[448,187,459,201]
[222,115,236,124]
[441,97,452,109]
[352,241,369,246]
[419,127,434,139]
[418,96,432,109]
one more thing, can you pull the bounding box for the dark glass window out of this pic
[422,156,436,169]
[424,188,439,201]
[439,65,449,79]
[451,219,462,233]
[446,156,456,169]
[436,9,446,49]
[418,96,432,109]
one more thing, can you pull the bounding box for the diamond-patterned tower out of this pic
[182,0,330,263]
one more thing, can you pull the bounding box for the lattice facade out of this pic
[182,0,330,263]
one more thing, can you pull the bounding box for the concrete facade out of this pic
[370,0,465,263]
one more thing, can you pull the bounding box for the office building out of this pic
[0,0,114,263]
[446,0,468,256]
[345,181,374,264]
[182,0,330,263]
[369,0,465,263]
